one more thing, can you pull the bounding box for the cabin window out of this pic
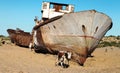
[54,4,62,12]
[62,6,66,10]
[71,6,74,12]
[50,4,54,9]
[43,3,47,9]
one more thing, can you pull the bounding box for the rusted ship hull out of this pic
[34,10,112,65]
[7,29,32,47]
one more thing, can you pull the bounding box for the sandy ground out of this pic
[0,44,120,73]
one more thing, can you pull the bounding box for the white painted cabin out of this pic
[41,2,74,20]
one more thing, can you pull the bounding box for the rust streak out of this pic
[54,35,99,40]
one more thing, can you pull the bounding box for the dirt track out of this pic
[0,44,120,73]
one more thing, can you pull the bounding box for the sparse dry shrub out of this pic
[116,35,120,40]
[98,40,120,48]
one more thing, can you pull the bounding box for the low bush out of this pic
[98,41,120,48]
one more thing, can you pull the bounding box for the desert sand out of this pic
[0,44,120,73]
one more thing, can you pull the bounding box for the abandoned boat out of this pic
[7,2,112,65]
[32,2,112,65]
[7,28,32,47]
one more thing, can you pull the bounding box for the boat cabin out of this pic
[41,2,74,20]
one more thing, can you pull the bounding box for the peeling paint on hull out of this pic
[34,10,112,65]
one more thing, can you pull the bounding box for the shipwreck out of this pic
[7,28,32,47]
[8,2,113,65]
[33,2,112,65]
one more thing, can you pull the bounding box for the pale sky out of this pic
[0,0,120,36]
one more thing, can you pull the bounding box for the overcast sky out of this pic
[0,0,119,36]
